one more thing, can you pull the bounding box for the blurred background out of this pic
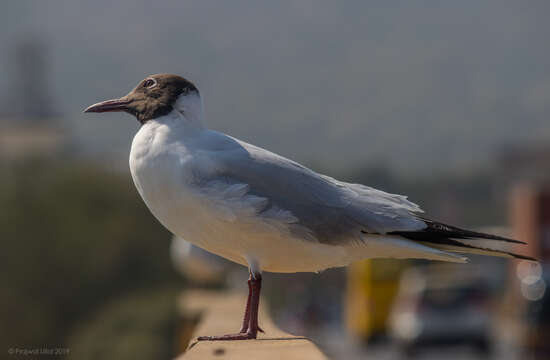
[1,1,549,359]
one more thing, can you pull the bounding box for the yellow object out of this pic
[345,259,405,340]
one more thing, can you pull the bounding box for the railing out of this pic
[176,290,328,359]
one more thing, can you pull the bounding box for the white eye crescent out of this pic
[143,78,157,88]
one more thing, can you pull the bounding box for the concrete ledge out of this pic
[177,290,328,360]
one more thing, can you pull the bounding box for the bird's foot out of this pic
[197,331,257,341]
[239,325,264,333]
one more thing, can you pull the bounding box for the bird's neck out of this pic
[173,93,205,130]
[150,110,205,141]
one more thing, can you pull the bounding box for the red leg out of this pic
[246,273,262,336]
[238,275,252,333]
[197,273,262,341]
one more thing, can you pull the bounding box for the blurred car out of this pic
[389,266,493,357]
[522,262,550,358]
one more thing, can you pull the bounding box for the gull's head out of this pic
[84,74,201,124]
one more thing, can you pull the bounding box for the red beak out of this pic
[83,98,132,113]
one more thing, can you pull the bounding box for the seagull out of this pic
[85,74,533,341]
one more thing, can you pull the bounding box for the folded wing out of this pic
[200,134,533,261]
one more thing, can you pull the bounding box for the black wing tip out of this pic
[416,217,527,244]
[480,234,526,245]
[466,230,526,244]
[510,253,537,261]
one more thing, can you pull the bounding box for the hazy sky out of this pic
[1,1,549,175]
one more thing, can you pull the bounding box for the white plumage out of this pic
[129,93,467,274]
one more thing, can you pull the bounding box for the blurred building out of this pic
[510,187,550,357]
[499,142,550,261]
[498,143,550,358]
[0,38,67,162]
[0,123,66,161]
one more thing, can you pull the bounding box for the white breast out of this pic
[128,112,354,273]
[129,112,202,244]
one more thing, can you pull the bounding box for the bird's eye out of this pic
[143,78,157,88]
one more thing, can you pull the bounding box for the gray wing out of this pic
[198,135,427,245]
